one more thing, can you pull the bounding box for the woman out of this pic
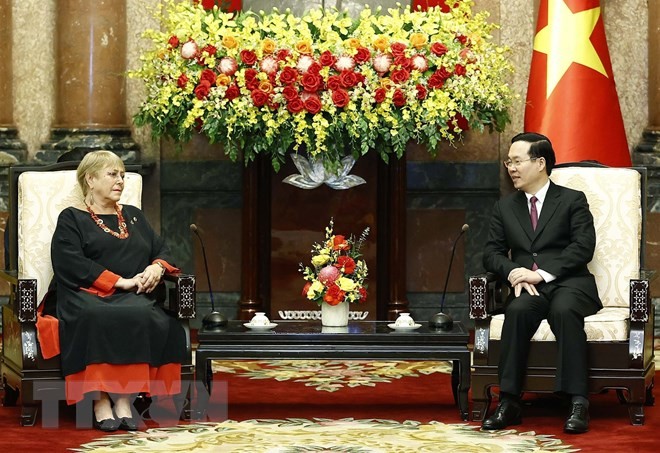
[50,151,186,431]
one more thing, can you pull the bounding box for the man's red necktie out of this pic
[530,196,538,270]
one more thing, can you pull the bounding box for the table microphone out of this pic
[429,223,469,330]
[190,224,227,328]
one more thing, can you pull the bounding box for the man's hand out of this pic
[508,267,543,297]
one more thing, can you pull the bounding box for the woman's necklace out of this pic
[85,203,129,239]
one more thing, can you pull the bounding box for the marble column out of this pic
[0,0,27,171]
[38,0,139,162]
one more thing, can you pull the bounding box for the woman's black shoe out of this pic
[118,416,139,431]
[93,416,120,432]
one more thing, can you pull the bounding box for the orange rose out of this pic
[410,33,427,50]
[345,38,361,49]
[295,40,312,55]
[262,38,276,54]
[331,235,350,251]
[373,36,389,52]
[380,78,393,90]
[222,35,238,49]
[216,74,231,86]
[258,80,273,93]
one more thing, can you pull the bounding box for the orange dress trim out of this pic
[64,362,182,405]
[80,270,120,297]
[153,259,180,274]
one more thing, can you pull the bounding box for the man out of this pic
[481,132,601,434]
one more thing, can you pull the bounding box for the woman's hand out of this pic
[136,264,164,294]
[115,277,143,293]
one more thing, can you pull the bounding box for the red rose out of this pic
[354,73,366,86]
[339,70,358,88]
[334,256,356,274]
[326,75,342,91]
[194,80,211,100]
[244,68,258,82]
[200,69,216,86]
[279,66,298,85]
[168,36,179,48]
[301,72,322,93]
[454,63,467,76]
[200,0,215,9]
[394,56,413,71]
[332,89,350,108]
[225,84,240,100]
[320,50,337,67]
[194,117,203,131]
[428,73,445,90]
[415,84,427,100]
[177,74,188,89]
[276,49,291,61]
[202,44,217,56]
[304,95,322,114]
[448,113,470,132]
[354,47,371,64]
[455,33,469,45]
[390,68,410,84]
[324,284,346,306]
[374,87,387,103]
[392,89,406,107]
[430,42,448,56]
[438,66,453,80]
[282,85,299,102]
[358,287,368,303]
[390,42,407,57]
[240,49,257,66]
[250,89,269,107]
[287,97,304,114]
[307,62,322,75]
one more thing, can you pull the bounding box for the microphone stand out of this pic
[190,224,227,328]
[429,224,469,330]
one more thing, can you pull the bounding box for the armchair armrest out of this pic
[469,272,504,320]
[163,272,196,320]
[0,269,37,323]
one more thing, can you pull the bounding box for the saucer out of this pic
[243,322,277,330]
[387,323,422,331]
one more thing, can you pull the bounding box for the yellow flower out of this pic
[307,280,324,299]
[346,37,361,49]
[216,74,231,86]
[410,32,427,49]
[312,254,330,267]
[262,38,276,54]
[337,277,356,292]
[222,35,238,49]
[380,78,393,90]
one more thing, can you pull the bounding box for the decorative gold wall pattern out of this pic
[11,0,649,162]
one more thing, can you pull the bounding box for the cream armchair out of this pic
[0,161,196,426]
[469,165,655,425]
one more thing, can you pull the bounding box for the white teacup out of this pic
[394,313,415,327]
[249,312,270,326]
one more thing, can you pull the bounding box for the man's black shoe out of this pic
[564,402,589,434]
[482,400,522,430]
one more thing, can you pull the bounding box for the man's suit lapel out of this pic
[534,182,561,237]
[512,192,535,240]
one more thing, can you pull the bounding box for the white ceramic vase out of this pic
[321,301,350,327]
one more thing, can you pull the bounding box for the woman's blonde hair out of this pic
[76,151,125,198]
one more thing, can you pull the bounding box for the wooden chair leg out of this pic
[628,404,645,425]
[20,404,38,426]
[471,384,493,422]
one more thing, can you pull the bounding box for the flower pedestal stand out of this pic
[321,302,349,327]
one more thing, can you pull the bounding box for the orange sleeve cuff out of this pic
[36,314,60,359]
[80,270,120,297]
[153,259,180,274]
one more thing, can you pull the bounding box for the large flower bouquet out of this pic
[130,0,514,172]
[300,220,369,306]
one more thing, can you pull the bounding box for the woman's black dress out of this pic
[51,205,186,379]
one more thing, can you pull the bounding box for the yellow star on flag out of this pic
[533,0,607,99]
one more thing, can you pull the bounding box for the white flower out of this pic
[373,54,392,73]
[296,55,315,73]
[181,40,198,59]
[334,55,355,71]
[411,54,428,72]
[260,56,279,74]
[218,57,238,75]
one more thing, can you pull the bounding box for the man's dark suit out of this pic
[483,181,602,397]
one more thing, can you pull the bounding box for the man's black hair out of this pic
[511,132,556,175]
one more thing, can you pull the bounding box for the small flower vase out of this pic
[321,301,350,327]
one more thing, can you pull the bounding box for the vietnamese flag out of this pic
[411,1,454,12]
[525,0,631,166]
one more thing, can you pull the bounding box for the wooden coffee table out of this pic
[195,320,471,420]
